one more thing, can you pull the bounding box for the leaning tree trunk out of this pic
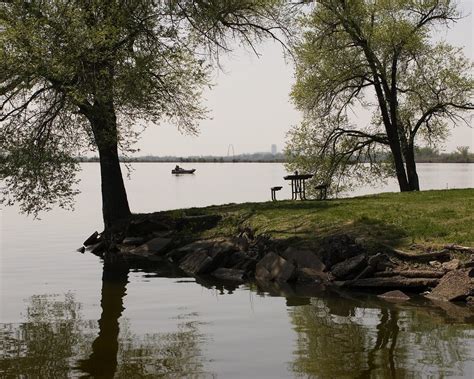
[87,100,131,231]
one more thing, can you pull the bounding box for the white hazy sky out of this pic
[135,0,473,157]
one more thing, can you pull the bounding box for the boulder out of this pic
[378,290,410,301]
[426,268,474,302]
[280,247,326,271]
[84,231,101,247]
[296,268,329,283]
[255,252,296,283]
[318,234,364,268]
[210,239,238,257]
[166,240,214,263]
[442,259,460,271]
[129,237,172,257]
[122,237,146,246]
[331,253,367,279]
[179,251,214,275]
[211,268,246,282]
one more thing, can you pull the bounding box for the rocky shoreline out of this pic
[81,213,474,306]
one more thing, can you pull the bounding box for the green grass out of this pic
[166,189,474,249]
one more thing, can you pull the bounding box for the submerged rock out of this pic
[296,267,329,284]
[378,290,410,301]
[211,268,246,282]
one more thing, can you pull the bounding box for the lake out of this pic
[1,163,474,378]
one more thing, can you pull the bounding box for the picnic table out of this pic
[283,171,313,200]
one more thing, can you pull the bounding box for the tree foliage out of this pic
[286,0,473,195]
[0,0,295,222]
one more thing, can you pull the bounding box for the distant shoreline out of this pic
[77,159,473,164]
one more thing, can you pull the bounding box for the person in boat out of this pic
[175,165,180,171]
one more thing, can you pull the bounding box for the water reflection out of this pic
[0,262,212,378]
[78,261,129,378]
[0,292,94,377]
[287,292,474,378]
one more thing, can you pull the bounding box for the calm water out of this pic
[1,163,474,378]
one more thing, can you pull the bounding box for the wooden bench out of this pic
[315,183,329,200]
[271,186,283,201]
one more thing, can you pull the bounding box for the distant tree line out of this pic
[76,152,287,163]
[72,148,473,164]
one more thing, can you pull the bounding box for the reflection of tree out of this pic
[1,261,212,378]
[78,261,129,378]
[0,293,94,377]
[288,295,474,378]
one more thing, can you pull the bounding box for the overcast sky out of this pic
[135,0,473,157]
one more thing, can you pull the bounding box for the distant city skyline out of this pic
[132,0,473,157]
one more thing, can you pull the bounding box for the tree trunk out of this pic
[404,143,420,191]
[388,142,411,192]
[88,101,131,230]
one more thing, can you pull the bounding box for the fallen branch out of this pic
[443,244,474,254]
[344,276,439,289]
[373,270,445,279]
[387,246,450,261]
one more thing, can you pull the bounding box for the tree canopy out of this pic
[286,0,473,195]
[0,0,295,227]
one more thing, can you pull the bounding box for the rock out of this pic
[429,260,442,269]
[84,231,101,246]
[211,268,246,282]
[130,237,172,257]
[255,252,296,282]
[280,247,326,271]
[346,276,439,289]
[331,253,367,279]
[296,268,329,283]
[227,251,257,273]
[122,237,146,246]
[210,239,238,256]
[318,234,364,268]
[85,241,106,257]
[426,268,474,302]
[378,290,410,301]
[368,253,393,270]
[179,251,214,275]
[442,259,460,271]
[167,240,214,263]
[232,236,250,252]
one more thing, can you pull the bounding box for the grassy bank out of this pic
[169,189,474,249]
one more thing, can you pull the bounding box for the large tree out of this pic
[287,0,473,194]
[0,0,294,229]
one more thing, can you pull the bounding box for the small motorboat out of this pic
[172,166,196,175]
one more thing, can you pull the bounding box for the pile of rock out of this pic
[82,222,474,305]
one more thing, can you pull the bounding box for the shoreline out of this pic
[83,189,474,307]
